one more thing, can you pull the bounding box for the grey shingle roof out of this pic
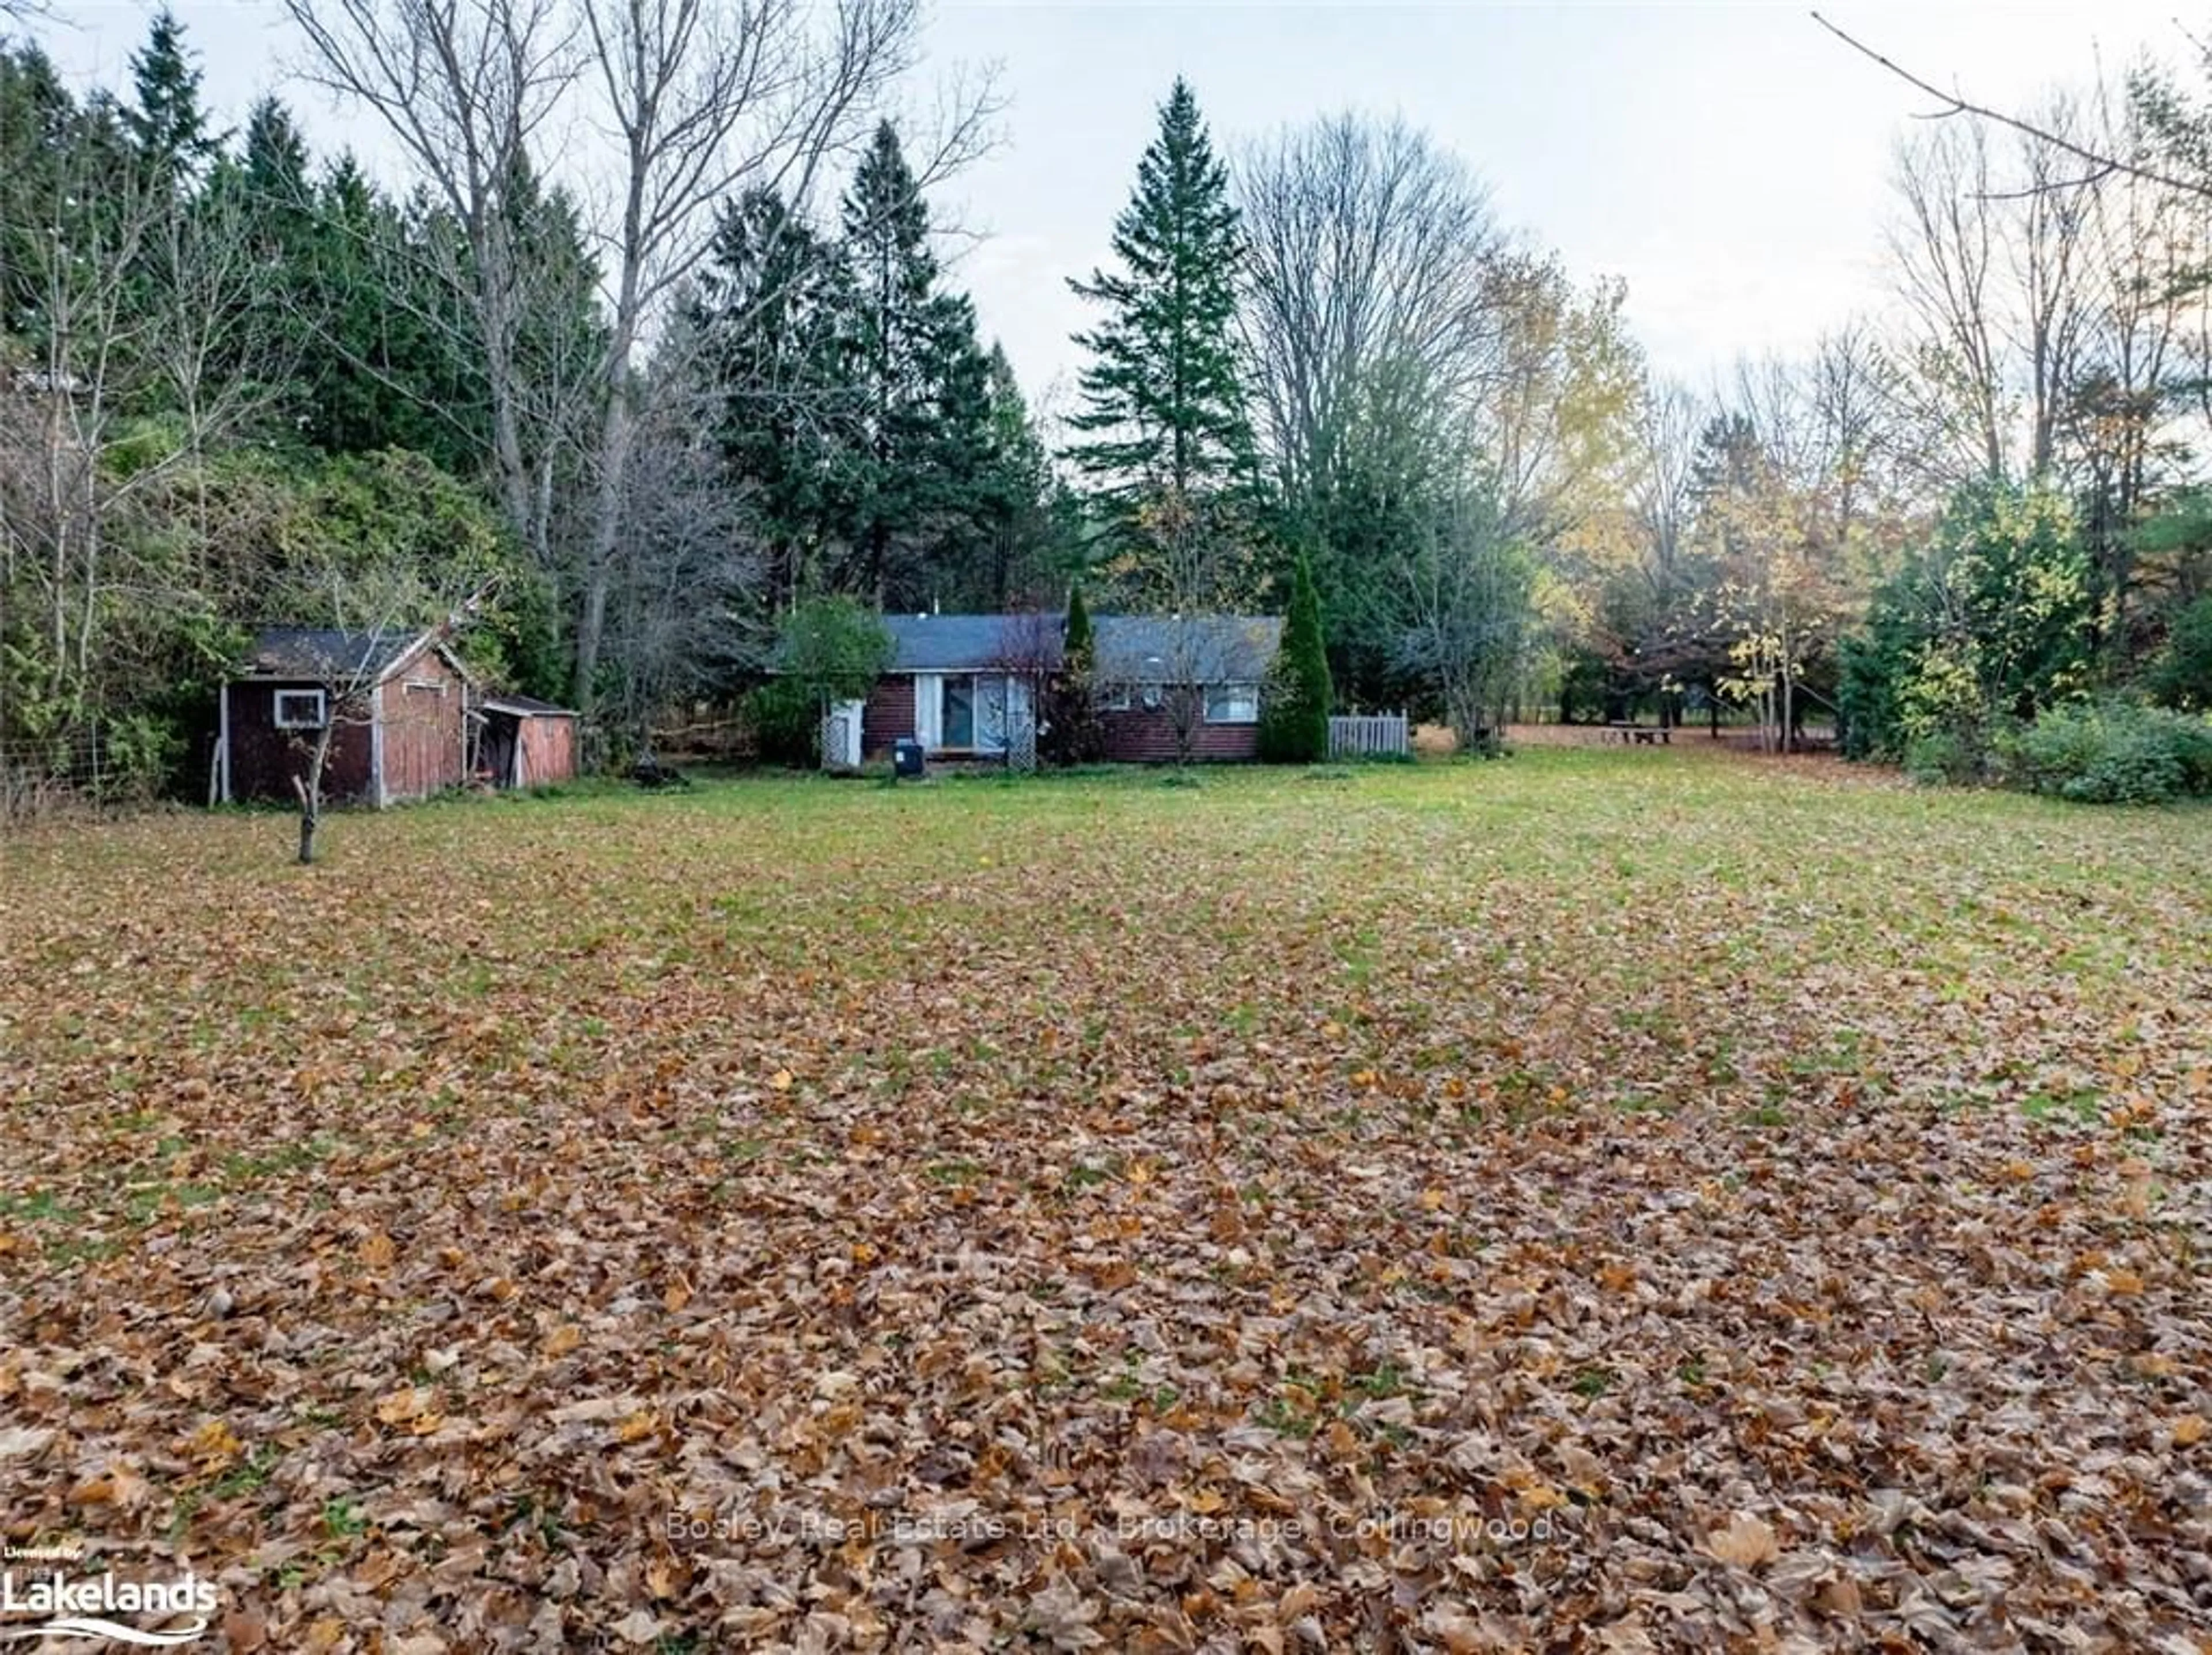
[881,613,1282,683]
[240,627,428,683]
[882,613,1066,672]
[1094,615,1283,684]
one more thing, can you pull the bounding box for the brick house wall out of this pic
[1100,705,1261,763]
[862,676,917,757]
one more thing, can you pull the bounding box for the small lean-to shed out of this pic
[219,627,471,808]
[475,694,578,789]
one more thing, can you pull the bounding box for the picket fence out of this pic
[1327,711,1410,759]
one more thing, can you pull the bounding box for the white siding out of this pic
[913,673,943,749]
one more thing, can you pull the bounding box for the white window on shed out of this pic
[274,688,328,729]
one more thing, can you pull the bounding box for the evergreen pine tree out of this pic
[968,342,1063,609]
[241,97,312,212]
[1064,78,1255,601]
[1045,581,1105,764]
[695,184,856,608]
[299,160,492,471]
[124,10,219,189]
[0,43,81,334]
[831,121,997,611]
[1259,551,1334,762]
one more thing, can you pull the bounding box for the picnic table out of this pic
[1603,722,1671,746]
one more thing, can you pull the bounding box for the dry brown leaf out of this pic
[1706,1512,1780,1569]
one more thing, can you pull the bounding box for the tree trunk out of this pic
[293,727,334,865]
[571,388,633,714]
[573,253,646,715]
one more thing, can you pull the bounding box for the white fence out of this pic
[1328,711,1410,759]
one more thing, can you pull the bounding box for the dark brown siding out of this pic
[1100,706,1260,763]
[862,676,917,756]
[376,651,468,802]
[226,681,374,804]
[518,715,576,785]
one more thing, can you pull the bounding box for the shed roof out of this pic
[238,626,434,684]
[480,693,575,718]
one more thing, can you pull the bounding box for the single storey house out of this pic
[858,612,1282,763]
[219,626,472,806]
[1092,613,1282,763]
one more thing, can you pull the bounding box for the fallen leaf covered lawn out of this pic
[3,749,2210,1652]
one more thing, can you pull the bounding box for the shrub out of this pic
[1839,482,2099,764]
[744,679,820,767]
[2146,592,2212,713]
[100,714,183,805]
[1904,729,1983,787]
[1998,700,2212,804]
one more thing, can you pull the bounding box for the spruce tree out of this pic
[695,185,854,607]
[1065,78,1254,601]
[241,97,312,212]
[1260,552,1333,762]
[969,342,1062,609]
[124,10,219,189]
[832,121,996,611]
[1046,582,1105,764]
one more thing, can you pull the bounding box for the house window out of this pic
[941,675,975,747]
[1205,682,1259,724]
[1101,685,1132,713]
[931,675,1013,751]
[274,689,328,729]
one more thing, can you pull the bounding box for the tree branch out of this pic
[1811,10,2211,200]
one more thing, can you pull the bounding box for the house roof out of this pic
[882,613,1065,672]
[881,612,1281,683]
[1095,615,1283,685]
[238,627,433,684]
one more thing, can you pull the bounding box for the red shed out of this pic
[475,694,578,789]
[219,627,472,808]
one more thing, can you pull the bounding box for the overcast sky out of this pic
[38,1,2188,414]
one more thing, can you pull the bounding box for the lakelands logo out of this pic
[0,1567,217,1646]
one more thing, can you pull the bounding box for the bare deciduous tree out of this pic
[282,0,579,579]
[1395,488,1535,753]
[0,138,276,741]
[596,318,763,738]
[1236,113,1501,503]
[565,0,995,714]
[289,0,998,724]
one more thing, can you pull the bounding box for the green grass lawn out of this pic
[3,749,2209,1649]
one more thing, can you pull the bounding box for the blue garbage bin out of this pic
[893,738,925,779]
